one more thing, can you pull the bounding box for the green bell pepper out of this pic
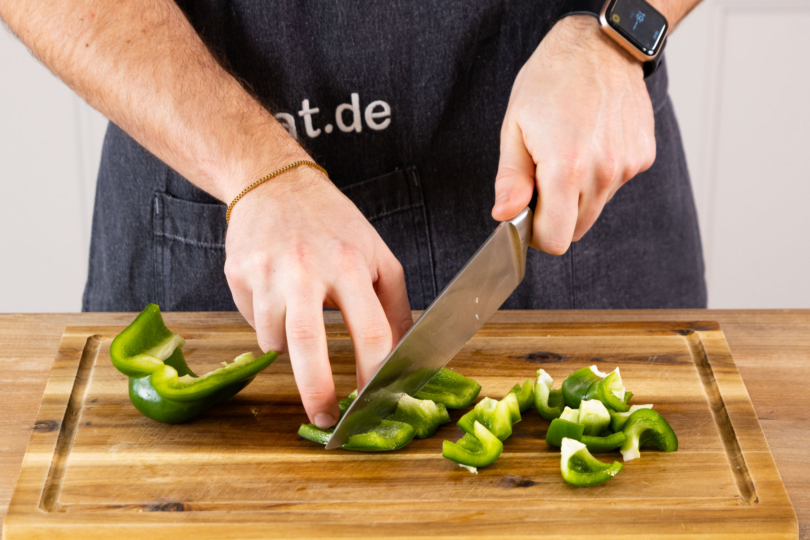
[545,418,585,447]
[546,418,626,453]
[562,366,629,411]
[560,406,580,423]
[442,420,504,471]
[581,432,626,453]
[414,368,482,408]
[508,379,534,413]
[584,368,629,412]
[578,399,611,436]
[111,304,277,423]
[561,366,605,409]
[457,393,521,441]
[620,408,678,461]
[297,392,357,444]
[534,369,565,420]
[561,437,623,486]
[608,404,653,432]
[342,419,416,451]
[299,391,447,448]
[386,394,451,438]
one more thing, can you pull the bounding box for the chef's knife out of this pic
[325,205,533,449]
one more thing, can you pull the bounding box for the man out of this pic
[0,0,704,430]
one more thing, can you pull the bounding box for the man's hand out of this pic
[491,15,657,254]
[0,0,413,429]
[225,170,413,428]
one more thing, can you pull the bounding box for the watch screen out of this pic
[607,0,667,55]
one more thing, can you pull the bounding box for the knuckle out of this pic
[287,320,321,343]
[356,321,391,347]
[249,252,277,277]
[596,154,621,191]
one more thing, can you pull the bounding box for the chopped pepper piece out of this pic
[534,369,565,420]
[387,394,451,438]
[111,304,277,423]
[580,432,627,453]
[561,366,605,409]
[584,368,629,412]
[545,418,585,447]
[578,399,611,436]
[620,408,678,461]
[546,419,626,453]
[414,368,482,408]
[509,379,535,413]
[562,365,629,412]
[297,392,357,444]
[561,437,623,486]
[560,406,580,423]
[342,420,416,452]
[609,404,653,432]
[442,420,504,469]
[457,393,521,441]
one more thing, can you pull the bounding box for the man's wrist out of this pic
[551,15,644,77]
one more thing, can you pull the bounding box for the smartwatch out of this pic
[558,0,669,78]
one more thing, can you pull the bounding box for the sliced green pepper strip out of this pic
[584,369,629,412]
[534,369,565,420]
[111,304,277,423]
[580,432,627,453]
[342,420,416,452]
[387,394,451,438]
[561,437,623,486]
[546,419,626,453]
[620,408,678,461]
[442,421,504,469]
[561,366,605,409]
[623,391,634,405]
[414,368,482,408]
[297,393,357,444]
[508,379,534,413]
[609,404,653,432]
[545,418,585,447]
[457,393,520,441]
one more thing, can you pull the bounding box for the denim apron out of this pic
[82,1,706,312]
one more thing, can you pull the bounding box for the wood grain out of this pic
[1,317,798,539]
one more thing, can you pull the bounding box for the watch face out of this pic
[606,0,668,56]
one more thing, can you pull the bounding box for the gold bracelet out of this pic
[226,160,329,223]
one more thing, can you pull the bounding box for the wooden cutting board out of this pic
[3,320,797,539]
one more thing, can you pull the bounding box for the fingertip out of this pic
[314,412,337,429]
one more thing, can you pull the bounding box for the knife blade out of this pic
[324,206,533,449]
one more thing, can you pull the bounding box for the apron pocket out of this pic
[340,166,436,309]
[152,192,235,311]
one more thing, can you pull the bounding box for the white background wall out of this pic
[1,0,808,312]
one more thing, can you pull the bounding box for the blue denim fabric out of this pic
[82,1,706,312]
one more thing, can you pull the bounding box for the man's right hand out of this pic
[0,0,413,429]
[225,165,413,429]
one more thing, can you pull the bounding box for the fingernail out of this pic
[314,413,336,429]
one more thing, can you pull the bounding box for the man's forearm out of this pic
[658,0,703,29]
[0,0,305,202]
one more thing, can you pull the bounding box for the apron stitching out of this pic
[154,230,226,250]
[366,204,423,223]
[408,168,438,299]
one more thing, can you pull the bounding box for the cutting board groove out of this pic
[687,331,757,505]
[4,320,797,539]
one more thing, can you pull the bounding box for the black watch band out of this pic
[557,0,666,78]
